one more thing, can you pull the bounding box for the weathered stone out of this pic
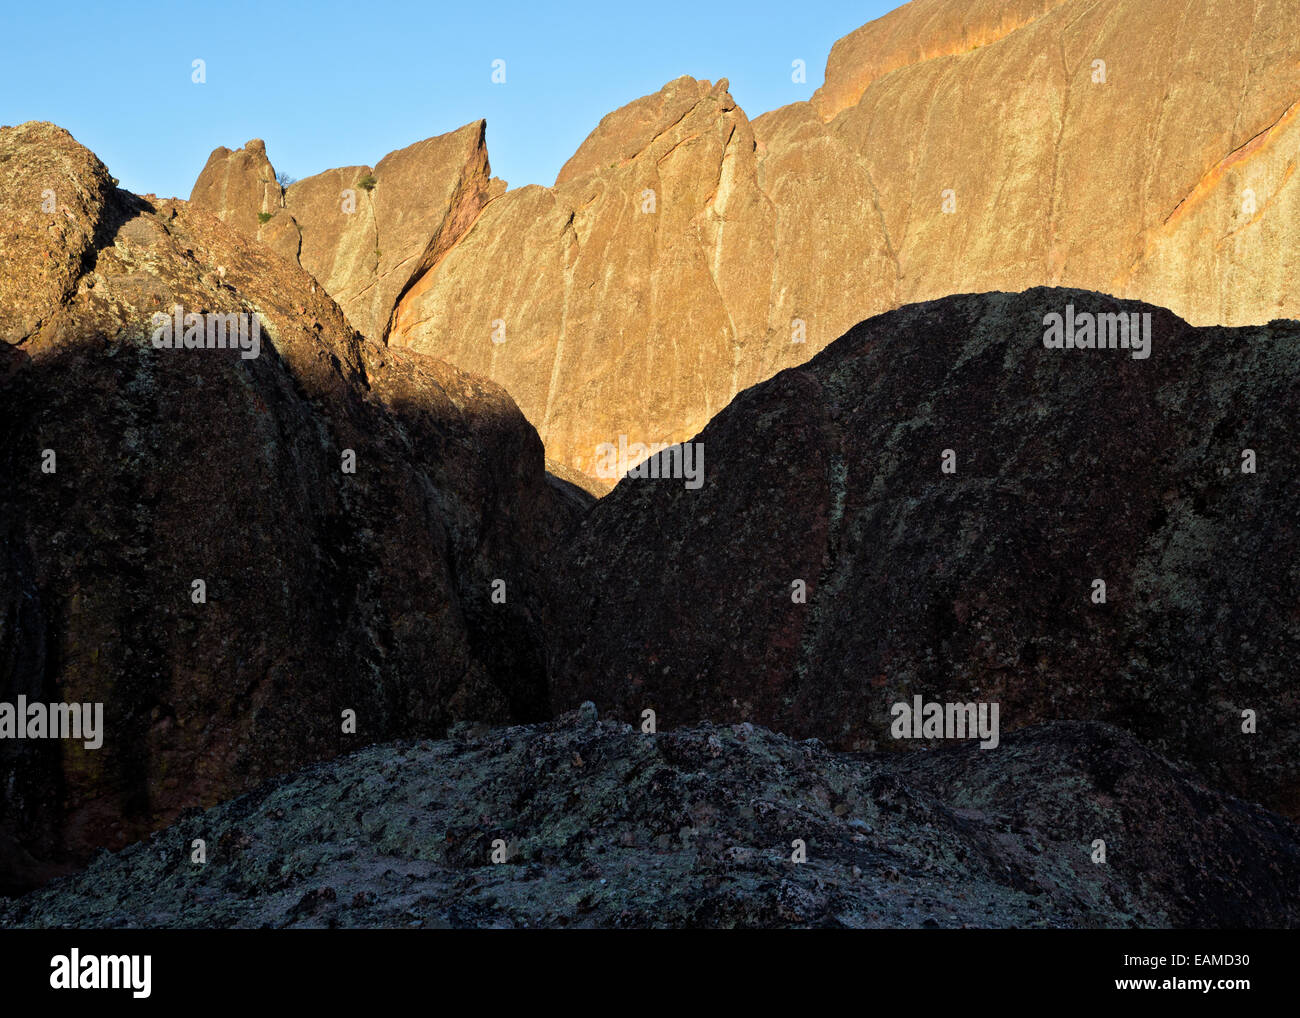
[390,77,778,484]
[555,75,716,184]
[191,122,498,344]
[0,123,117,347]
[809,0,1073,121]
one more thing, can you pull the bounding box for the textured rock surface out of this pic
[549,289,1300,816]
[191,123,499,344]
[0,122,118,347]
[381,0,1300,486]
[809,0,1073,120]
[0,123,586,894]
[756,0,1300,334]
[555,75,720,185]
[2,712,1296,928]
[189,139,283,242]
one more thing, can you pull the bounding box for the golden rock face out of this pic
[193,1,1300,489]
[389,76,777,486]
[192,122,499,345]
[809,0,1075,121]
[390,0,1300,487]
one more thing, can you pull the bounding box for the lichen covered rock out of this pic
[2,713,1295,928]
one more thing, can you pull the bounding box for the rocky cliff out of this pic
[391,77,780,485]
[0,122,586,894]
[189,139,283,243]
[8,0,1298,928]
[809,0,1074,120]
[394,0,1300,486]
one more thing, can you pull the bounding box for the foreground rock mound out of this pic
[550,289,1300,816]
[0,123,584,894]
[3,714,1296,928]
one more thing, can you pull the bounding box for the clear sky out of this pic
[0,0,899,198]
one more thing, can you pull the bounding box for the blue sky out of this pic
[0,0,899,198]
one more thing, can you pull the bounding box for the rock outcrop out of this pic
[191,122,502,344]
[3,712,1297,928]
[0,123,586,894]
[189,139,283,242]
[754,0,1300,333]
[548,289,1300,817]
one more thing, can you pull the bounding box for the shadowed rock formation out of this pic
[548,289,1300,817]
[0,123,586,894]
[3,712,1297,928]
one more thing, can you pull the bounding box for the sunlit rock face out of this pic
[192,122,501,345]
[386,0,1300,487]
